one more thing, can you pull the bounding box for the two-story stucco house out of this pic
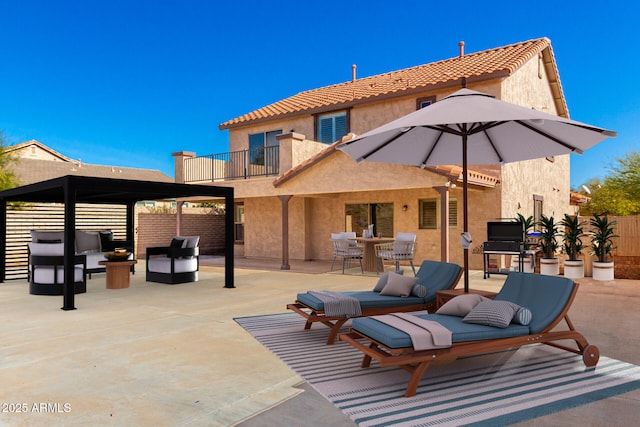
[174,38,574,271]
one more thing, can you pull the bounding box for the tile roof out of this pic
[220,38,566,129]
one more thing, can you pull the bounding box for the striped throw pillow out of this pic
[463,300,521,328]
[514,307,533,325]
[410,284,427,298]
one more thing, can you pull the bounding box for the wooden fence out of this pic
[611,216,640,256]
[609,216,640,279]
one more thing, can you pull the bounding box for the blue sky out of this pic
[0,0,637,188]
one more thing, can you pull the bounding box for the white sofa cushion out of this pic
[85,252,107,270]
[30,231,65,244]
[76,230,101,253]
[148,257,198,274]
[29,243,84,284]
[32,266,85,284]
[29,242,64,256]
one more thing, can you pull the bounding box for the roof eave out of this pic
[219,71,511,131]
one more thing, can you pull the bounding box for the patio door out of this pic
[345,203,393,237]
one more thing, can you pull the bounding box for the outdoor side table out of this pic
[99,260,137,289]
[435,289,498,310]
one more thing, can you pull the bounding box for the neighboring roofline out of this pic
[220,38,568,130]
[4,140,77,163]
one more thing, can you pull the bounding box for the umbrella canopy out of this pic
[337,88,617,291]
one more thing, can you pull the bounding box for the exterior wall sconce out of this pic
[402,205,408,212]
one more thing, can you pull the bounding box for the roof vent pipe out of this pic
[459,41,465,58]
[352,64,356,82]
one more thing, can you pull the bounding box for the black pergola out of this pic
[0,175,234,310]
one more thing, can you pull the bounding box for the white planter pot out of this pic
[510,256,534,273]
[592,261,614,281]
[563,260,584,279]
[540,258,559,276]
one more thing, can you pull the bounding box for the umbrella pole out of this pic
[462,132,469,292]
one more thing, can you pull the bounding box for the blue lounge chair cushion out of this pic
[493,272,575,333]
[297,260,462,311]
[414,260,463,301]
[297,291,427,311]
[350,272,576,348]
[352,313,530,348]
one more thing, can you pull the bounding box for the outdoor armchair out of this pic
[146,236,200,284]
[28,242,87,295]
[375,232,417,275]
[330,232,364,274]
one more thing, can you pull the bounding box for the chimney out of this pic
[352,64,356,82]
[459,41,465,58]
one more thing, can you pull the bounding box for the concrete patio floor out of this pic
[1,259,638,426]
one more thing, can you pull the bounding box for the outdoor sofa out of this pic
[28,230,134,294]
[30,229,133,277]
[287,260,463,344]
[339,272,600,397]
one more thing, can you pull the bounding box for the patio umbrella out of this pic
[337,88,617,291]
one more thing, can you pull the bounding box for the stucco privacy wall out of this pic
[499,53,571,220]
[136,213,226,256]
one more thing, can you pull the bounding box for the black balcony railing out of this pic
[184,146,279,183]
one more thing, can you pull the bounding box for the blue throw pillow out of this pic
[514,307,533,326]
[410,284,427,298]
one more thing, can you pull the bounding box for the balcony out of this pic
[184,146,279,183]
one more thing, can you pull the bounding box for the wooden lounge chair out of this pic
[287,260,463,344]
[339,272,599,397]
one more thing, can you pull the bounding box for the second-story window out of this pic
[416,95,436,110]
[249,130,281,165]
[316,111,348,143]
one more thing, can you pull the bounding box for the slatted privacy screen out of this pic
[5,203,128,280]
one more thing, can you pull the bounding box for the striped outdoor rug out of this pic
[235,312,640,426]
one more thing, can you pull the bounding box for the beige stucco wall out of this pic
[500,54,572,221]
[241,183,501,270]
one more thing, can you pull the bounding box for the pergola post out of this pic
[62,181,77,311]
[224,192,235,288]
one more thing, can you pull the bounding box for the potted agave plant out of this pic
[560,214,586,279]
[537,214,559,275]
[590,214,618,281]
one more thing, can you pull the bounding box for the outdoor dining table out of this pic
[355,237,394,273]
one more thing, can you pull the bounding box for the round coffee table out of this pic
[99,260,137,289]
